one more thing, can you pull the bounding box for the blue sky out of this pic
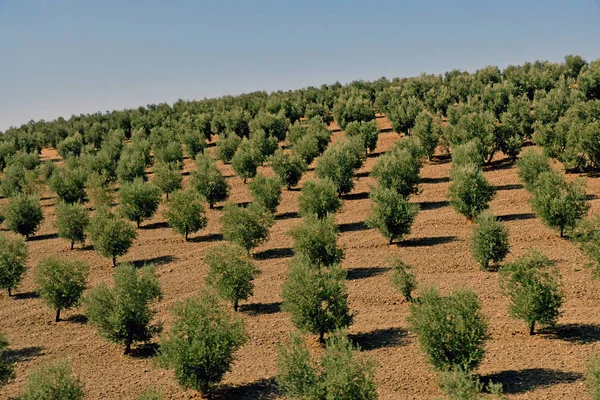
[1,0,599,130]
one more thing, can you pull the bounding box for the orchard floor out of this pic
[1,115,600,399]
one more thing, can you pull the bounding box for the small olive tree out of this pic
[248,173,282,214]
[277,332,377,400]
[36,256,88,322]
[191,153,230,208]
[85,263,161,354]
[447,164,496,222]
[499,251,563,335]
[315,138,364,195]
[470,211,510,270]
[0,332,15,388]
[298,178,341,219]
[270,149,306,190]
[163,189,207,241]
[119,178,162,228]
[289,215,344,267]
[0,233,28,296]
[152,162,182,200]
[205,243,260,311]
[216,132,242,164]
[530,171,589,238]
[516,149,551,191]
[231,138,261,183]
[408,287,489,372]
[48,166,87,204]
[282,255,352,343]
[371,147,421,199]
[345,120,379,156]
[55,201,89,249]
[88,210,137,267]
[573,214,600,278]
[18,360,85,400]
[5,194,44,239]
[587,353,600,400]
[368,187,419,244]
[158,290,247,396]
[389,256,417,302]
[221,204,273,254]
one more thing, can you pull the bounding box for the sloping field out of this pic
[1,115,599,399]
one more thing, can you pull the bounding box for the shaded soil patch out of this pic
[346,266,390,281]
[483,368,582,394]
[253,247,294,261]
[240,302,282,316]
[338,221,370,233]
[350,327,408,350]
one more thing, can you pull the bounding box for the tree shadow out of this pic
[545,323,600,344]
[367,150,387,158]
[495,183,524,191]
[28,232,59,242]
[287,187,302,192]
[338,221,370,233]
[188,233,224,243]
[5,346,45,362]
[275,211,299,220]
[421,176,450,184]
[355,171,370,178]
[236,201,251,208]
[253,247,294,261]
[484,158,514,171]
[497,213,536,222]
[379,127,395,134]
[401,236,457,247]
[212,377,280,400]
[65,314,88,324]
[586,193,599,201]
[240,301,282,316]
[349,327,408,351]
[483,368,582,394]
[13,291,39,300]
[342,191,370,201]
[346,266,390,281]
[133,255,178,268]
[129,343,159,359]
[429,155,452,165]
[141,221,170,230]
[418,200,449,210]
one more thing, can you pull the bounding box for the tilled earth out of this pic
[1,115,599,399]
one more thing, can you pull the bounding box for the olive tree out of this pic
[221,204,273,254]
[205,243,260,311]
[231,138,261,183]
[470,211,510,270]
[516,149,551,191]
[191,153,230,208]
[55,201,89,249]
[152,162,182,200]
[270,149,306,190]
[48,166,87,204]
[289,215,344,267]
[248,173,282,214]
[88,210,137,267]
[573,214,600,278]
[389,256,417,302]
[18,360,85,400]
[85,263,161,353]
[499,251,563,335]
[345,120,379,156]
[216,132,242,164]
[371,147,421,199]
[158,290,247,396]
[368,187,419,244]
[163,189,207,241]
[36,257,88,322]
[315,138,364,195]
[0,233,28,296]
[412,111,439,160]
[447,164,496,222]
[119,178,162,228]
[298,178,341,219]
[0,332,15,388]
[5,194,44,239]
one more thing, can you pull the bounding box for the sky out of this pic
[1,0,599,131]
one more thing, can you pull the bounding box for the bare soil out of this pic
[1,115,599,399]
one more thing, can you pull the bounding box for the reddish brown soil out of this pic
[1,115,599,399]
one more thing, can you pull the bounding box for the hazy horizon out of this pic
[2,0,599,131]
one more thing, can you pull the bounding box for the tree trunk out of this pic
[71,240,74,250]
[319,330,325,344]
[560,227,564,238]
[529,320,535,335]
[185,231,189,241]
[166,192,169,200]
[137,220,141,228]
[389,237,394,245]
[56,308,61,322]
[124,342,131,355]
[234,300,238,312]
[210,203,214,209]
[243,178,247,184]
[112,256,117,268]
[8,287,11,297]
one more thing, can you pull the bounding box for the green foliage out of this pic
[573,214,600,278]
[298,178,341,219]
[291,133,320,165]
[499,251,563,335]
[0,233,28,296]
[152,162,182,199]
[231,138,261,183]
[368,186,419,244]
[137,388,163,400]
[408,287,488,372]
[56,201,89,249]
[289,215,344,267]
[439,369,503,400]
[158,290,247,396]
[85,172,114,209]
[119,178,162,227]
[216,132,242,163]
[389,256,417,302]
[345,120,379,155]
[516,149,551,191]
[447,164,496,221]
[315,138,364,195]
[579,58,600,100]
[587,353,600,400]
[276,332,377,400]
[18,360,85,400]
[371,147,421,199]
[248,173,282,213]
[88,210,137,266]
[282,256,352,342]
[333,96,375,130]
[35,256,88,322]
[221,203,273,254]
[39,160,57,182]
[117,147,147,183]
[0,332,15,388]
[163,189,207,240]
[49,166,87,204]
[5,194,44,239]
[85,263,161,353]
[412,111,440,160]
[1,163,38,197]
[447,110,498,163]
[248,128,278,161]
[205,243,260,311]
[154,142,184,168]
[451,140,483,171]
[470,211,510,270]
[270,149,306,189]
[57,133,84,159]
[190,153,230,208]
[530,171,589,237]
[388,96,424,134]
[182,129,206,160]
[249,110,290,141]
